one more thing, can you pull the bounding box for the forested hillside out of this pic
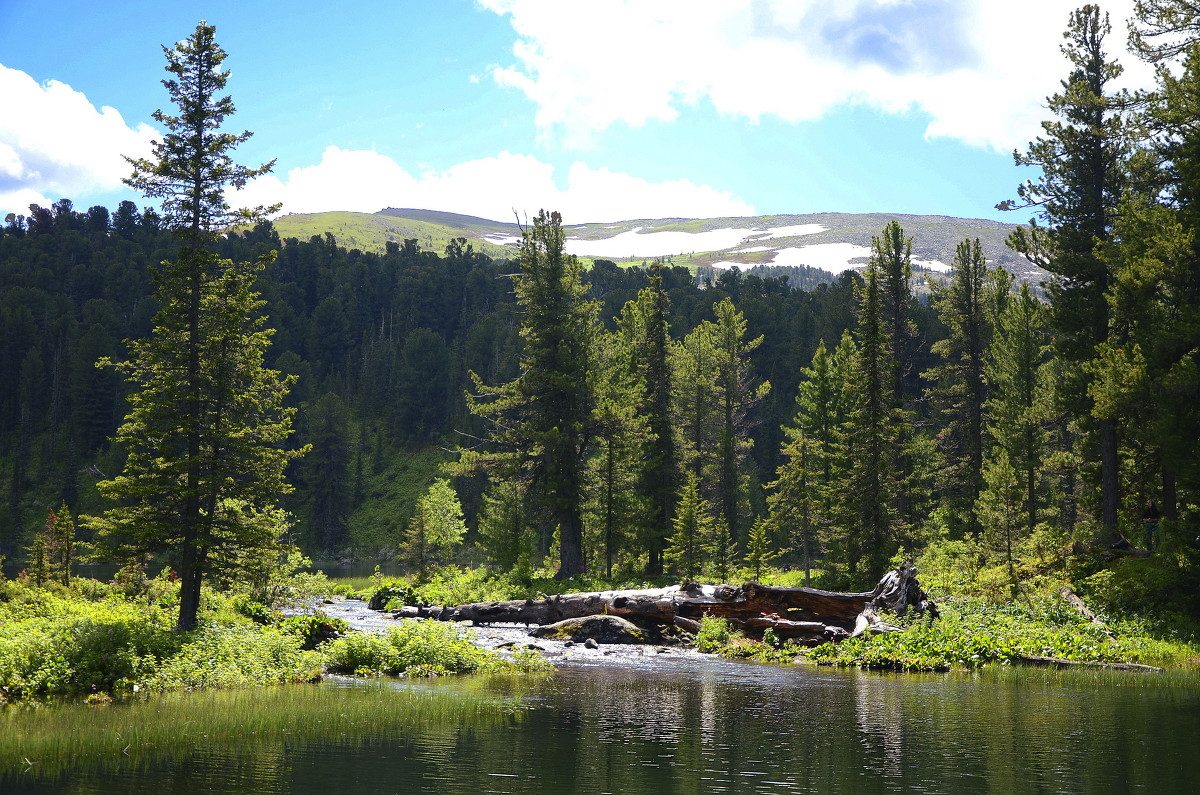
[0,202,910,565]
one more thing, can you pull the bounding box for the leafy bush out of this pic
[278,614,348,650]
[0,593,178,699]
[794,596,1195,671]
[147,624,323,689]
[695,614,734,653]
[324,620,508,676]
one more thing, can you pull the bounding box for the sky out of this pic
[0,0,1158,226]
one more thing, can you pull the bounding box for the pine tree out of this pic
[616,259,675,574]
[983,283,1051,552]
[768,337,851,585]
[744,516,779,582]
[93,251,304,626]
[1001,5,1131,540]
[711,298,770,552]
[838,255,901,582]
[925,239,1011,538]
[673,318,719,485]
[666,474,712,580]
[588,329,648,578]
[457,210,599,578]
[45,503,75,586]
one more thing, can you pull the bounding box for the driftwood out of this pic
[391,564,938,645]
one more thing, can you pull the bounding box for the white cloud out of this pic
[0,64,158,216]
[235,145,754,223]
[479,0,1154,153]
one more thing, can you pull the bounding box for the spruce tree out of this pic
[838,256,900,581]
[983,283,1051,549]
[666,474,711,580]
[588,328,649,577]
[92,23,299,631]
[617,259,675,574]
[711,298,770,551]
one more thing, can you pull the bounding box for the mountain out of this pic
[266,209,1042,282]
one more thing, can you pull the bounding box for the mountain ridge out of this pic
[265,208,1043,282]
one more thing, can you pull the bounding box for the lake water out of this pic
[4,653,1195,794]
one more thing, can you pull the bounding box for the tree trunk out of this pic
[1100,418,1119,540]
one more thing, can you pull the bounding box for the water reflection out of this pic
[5,660,1197,793]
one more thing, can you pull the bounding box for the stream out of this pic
[5,599,1197,793]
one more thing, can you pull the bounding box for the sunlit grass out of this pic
[1,679,523,781]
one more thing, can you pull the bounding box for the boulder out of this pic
[529,615,647,644]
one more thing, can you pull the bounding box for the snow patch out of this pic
[484,222,829,259]
[768,243,874,274]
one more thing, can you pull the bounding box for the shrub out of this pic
[695,614,733,653]
[278,614,348,650]
[324,621,506,676]
[147,625,323,689]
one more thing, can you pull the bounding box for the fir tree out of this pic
[457,210,599,578]
[666,474,712,580]
[93,23,298,630]
[617,259,675,574]
[925,239,1011,538]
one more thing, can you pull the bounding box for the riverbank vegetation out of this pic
[0,570,542,705]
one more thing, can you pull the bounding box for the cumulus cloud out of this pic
[0,64,158,216]
[235,145,754,222]
[480,0,1153,152]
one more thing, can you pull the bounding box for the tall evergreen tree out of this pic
[768,336,852,584]
[457,210,599,578]
[1001,5,1131,540]
[587,329,648,577]
[925,239,1011,538]
[92,23,298,631]
[984,283,1052,547]
[711,297,771,550]
[838,253,901,581]
[617,259,676,575]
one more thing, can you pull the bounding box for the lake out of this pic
[3,654,1195,793]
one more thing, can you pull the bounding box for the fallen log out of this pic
[390,564,937,645]
[1015,655,1163,673]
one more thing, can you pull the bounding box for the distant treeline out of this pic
[1,201,919,563]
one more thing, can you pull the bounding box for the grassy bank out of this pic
[0,571,544,705]
[702,595,1199,673]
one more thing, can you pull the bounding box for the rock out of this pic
[584,638,599,649]
[563,640,575,647]
[529,615,648,645]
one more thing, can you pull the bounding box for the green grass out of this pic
[263,211,516,259]
[0,569,542,705]
[716,595,1200,673]
[1,679,522,781]
[346,446,453,557]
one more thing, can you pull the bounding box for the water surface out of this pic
[4,655,1194,793]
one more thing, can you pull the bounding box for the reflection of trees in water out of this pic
[853,671,905,778]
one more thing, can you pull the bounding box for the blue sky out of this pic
[0,0,1155,224]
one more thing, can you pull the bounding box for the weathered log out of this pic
[389,565,937,645]
[1015,655,1163,673]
